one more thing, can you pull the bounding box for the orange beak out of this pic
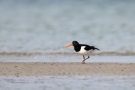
[65,43,73,48]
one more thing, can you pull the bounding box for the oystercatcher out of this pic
[65,41,99,64]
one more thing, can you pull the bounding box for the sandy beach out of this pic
[0,62,135,76]
[1,0,135,89]
[0,53,135,77]
[0,54,135,90]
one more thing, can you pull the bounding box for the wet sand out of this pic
[0,62,135,76]
[0,55,135,90]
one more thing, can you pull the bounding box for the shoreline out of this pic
[1,51,135,56]
[0,62,135,76]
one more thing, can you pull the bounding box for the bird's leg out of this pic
[85,56,90,60]
[83,55,85,60]
[82,55,86,64]
[82,56,90,64]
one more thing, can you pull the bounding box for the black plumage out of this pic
[72,41,99,52]
[72,41,99,64]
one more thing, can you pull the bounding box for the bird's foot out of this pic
[82,60,85,64]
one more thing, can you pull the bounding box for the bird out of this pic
[65,41,99,64]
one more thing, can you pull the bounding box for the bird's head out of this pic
[65,41,79,48]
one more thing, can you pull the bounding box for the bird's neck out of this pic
[74,45,81,52]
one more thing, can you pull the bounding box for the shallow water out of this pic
[0,0,135,53]
[0,55,135,63]
[0,76,135,90]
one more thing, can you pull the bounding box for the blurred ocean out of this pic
[0,0,135,53]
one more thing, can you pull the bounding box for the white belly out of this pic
[76,46,94,55]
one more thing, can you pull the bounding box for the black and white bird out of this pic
[65,41,99,64]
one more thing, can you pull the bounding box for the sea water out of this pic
[0,76,135,90]
[0,0,135,53]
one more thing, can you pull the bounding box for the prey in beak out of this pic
[65,43,73,48]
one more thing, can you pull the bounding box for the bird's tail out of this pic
[95,48,100,50]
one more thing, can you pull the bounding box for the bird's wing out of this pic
[81,44,99,51]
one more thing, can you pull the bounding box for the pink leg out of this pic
[82,56,90,64]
